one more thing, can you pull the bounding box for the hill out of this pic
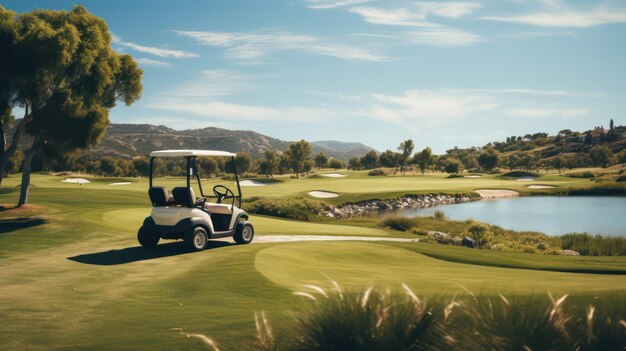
[9,121,377,161]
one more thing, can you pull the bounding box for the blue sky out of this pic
[4,0,626,153]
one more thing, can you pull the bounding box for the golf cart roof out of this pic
[149,150,237,158]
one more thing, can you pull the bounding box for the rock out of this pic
[560,249,580,256]
[462,237,478,248]
[427,231,450,241]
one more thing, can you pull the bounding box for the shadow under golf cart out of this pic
[67,240,233,265]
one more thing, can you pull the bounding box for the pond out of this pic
[398,196,626,237]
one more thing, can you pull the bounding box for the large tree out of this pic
[313,152,328,170]
[477,147,500,172]
[413,147,433,174]
[0,5,143,205]
[360,150,379,170]
[397,139,414,174]
[285,139,312,179]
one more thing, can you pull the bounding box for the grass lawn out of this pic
[0,174,624,350]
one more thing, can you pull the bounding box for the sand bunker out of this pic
[527,185,557,189]
[322,173,347,178]
[475,189,520,199]
[62,178,90,184]
[109,182,131,186]
[239,180,267,187]
[515,177,536,181]
[309,191,339,198]
[464,175,482,178]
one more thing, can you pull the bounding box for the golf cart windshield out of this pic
[148,150,242,208]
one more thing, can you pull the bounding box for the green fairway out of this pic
[0,174,624,350]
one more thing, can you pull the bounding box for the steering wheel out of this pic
[212,185,234,204]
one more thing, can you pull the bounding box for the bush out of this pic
[380,215,418,231]
[368,168,387,176]
[433,210,445,219]
[466,223,493,247]
[616,175,626,182]
[565,171,597,178]
[246,197,327,221]
[502,171,539,178]
[447,174,463,178]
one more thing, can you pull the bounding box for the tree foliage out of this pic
[0,5,143,205]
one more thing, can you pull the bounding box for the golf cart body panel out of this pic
[138,149,254,250]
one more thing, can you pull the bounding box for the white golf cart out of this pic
[138,150,254,251]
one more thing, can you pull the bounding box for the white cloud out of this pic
[111,34,198,58]
[361,89,499,124]
[306,0,373,10]
[405,27,482,47]
[174,30,388,62]
[161,69,257,99]
[504,107,589,119]
[135,58,171,67]
[480,6,626,28]
[444,88,600,98]
[348,5,482,46]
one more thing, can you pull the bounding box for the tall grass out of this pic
[245,197,328,221]
[560,233,626,256]
[379,214,626,256]
[190,285,626,350]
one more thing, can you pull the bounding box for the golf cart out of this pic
[138,150,254,251]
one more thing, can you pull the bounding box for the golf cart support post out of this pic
[148,150,242,208]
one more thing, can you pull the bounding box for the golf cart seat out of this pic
[149,187,173,207]
[204,203,233,215]
[172,187,198,208]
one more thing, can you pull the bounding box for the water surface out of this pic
[399,196,626,237]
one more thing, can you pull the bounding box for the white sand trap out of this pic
[109,182,131,186]
[464,175,482,178]
[322,173,347,178]
[475,189,520,199]
[62,178,90,184]
[528,185,556,189]
[239,180,267,187]
[309,191,339,198]
[515,177,536,181]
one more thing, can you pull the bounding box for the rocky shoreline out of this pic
[320,193,480,218]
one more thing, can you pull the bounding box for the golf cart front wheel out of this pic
[185,226,208,251]
[138,226,160,247]
[234,222,254,244]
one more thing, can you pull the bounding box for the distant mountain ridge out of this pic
[93,123,377,161]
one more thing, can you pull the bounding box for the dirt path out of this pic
[253,235,419,243]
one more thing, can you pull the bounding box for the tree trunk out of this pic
[17,137,40,207]
[0,105,30,186]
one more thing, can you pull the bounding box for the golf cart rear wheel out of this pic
[185,226,208,251]
[234,222,254,244]
[138,226,160,247]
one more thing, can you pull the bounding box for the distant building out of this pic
[578,126,608,143]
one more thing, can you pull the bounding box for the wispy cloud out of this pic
[348,5,482,46]
[111,34,198,58]
[405,27,482,47]
[444,88,601,98]
[306,0,373,10]
[480,5,626,28]
[174,30,388,62]
[135,57,171,67]
[160,69,258,99]
[504,106,589,119]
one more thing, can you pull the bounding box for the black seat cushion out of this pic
[172,187,196,208]
[148,187,170,207]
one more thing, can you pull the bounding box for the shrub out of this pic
[368,168,386,176]
[433,210,445,219]
[565,171,597,178]
[502,171,539,178]
[246,197,327,221]
[447,174,463,178]
[380,215,418,231]
[466,223,493,247]
[616,175,626,182]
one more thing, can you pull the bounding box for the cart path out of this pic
[252,235,419,243]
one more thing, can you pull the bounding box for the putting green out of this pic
[255,242,626,295]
